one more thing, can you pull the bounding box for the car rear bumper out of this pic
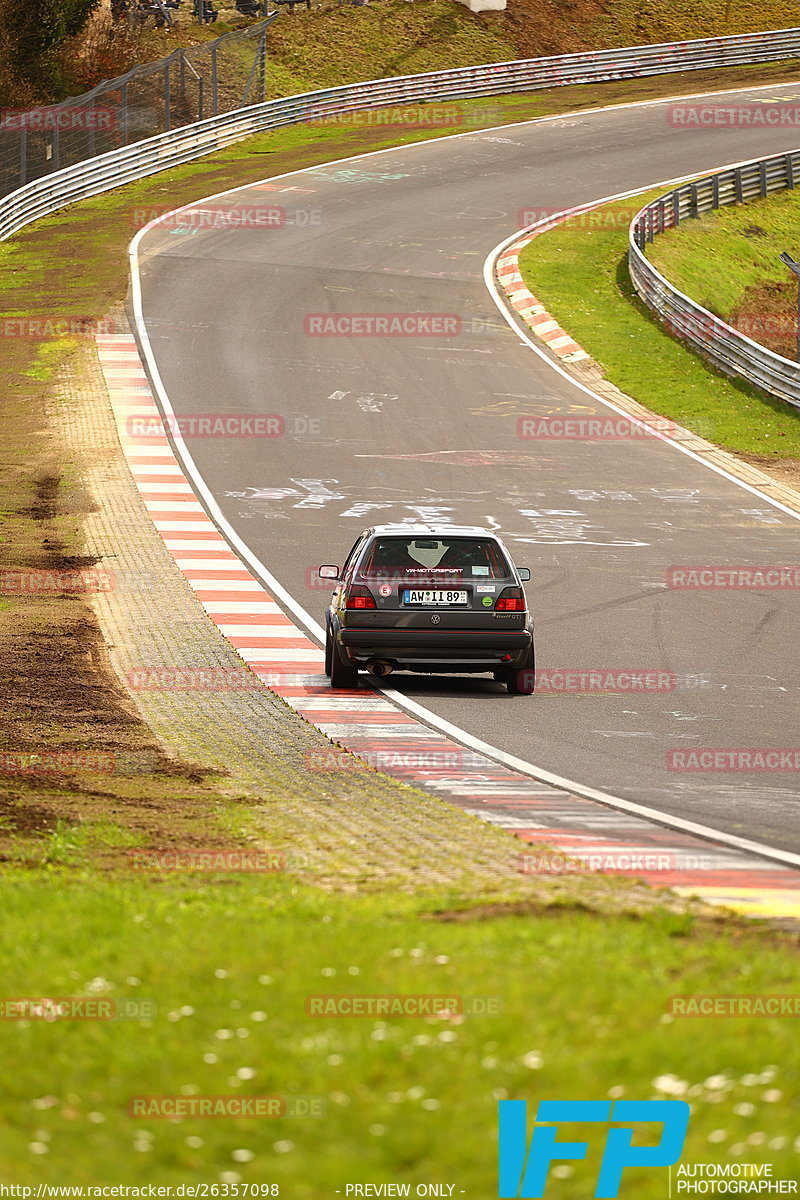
[338,627,532,669]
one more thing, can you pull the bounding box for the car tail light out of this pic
[496,587,525,612]
[345,584,377,610]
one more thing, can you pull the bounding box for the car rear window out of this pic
[357,537,511,580]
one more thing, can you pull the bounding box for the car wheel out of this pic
[504,647,535,695]
[324,622,333,677]
[330,644,359,690]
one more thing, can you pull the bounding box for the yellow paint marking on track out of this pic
[674,887,800,920]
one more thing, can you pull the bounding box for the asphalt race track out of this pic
[133,79,800,854]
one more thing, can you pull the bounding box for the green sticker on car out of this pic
[482,596,493,607]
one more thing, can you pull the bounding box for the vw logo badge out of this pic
[431,614,441,624]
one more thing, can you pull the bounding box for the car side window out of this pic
[340,536,368,582]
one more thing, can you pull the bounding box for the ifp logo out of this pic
[498,1100,689,1197]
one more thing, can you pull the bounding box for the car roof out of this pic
[367,524,499,537]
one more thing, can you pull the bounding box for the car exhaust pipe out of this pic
[366,658,394,678]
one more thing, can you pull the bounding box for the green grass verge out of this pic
[0,874,798,1188]
[517,193,800,459]
[586,0,800,48]
[648,188,800,316]
[647,186,800,362]
[262,0,516,96]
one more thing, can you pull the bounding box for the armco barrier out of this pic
[4,28,800,241]
[629,151,800,410]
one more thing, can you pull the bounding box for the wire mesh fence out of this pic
[0,18,273,198]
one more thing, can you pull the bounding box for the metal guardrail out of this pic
[630,152,800,410]
[4,27,800,245]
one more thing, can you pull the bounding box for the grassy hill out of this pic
[48,0,800,105]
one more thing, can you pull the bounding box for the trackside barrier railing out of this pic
[629,151,800,410]
[4,27,800,243]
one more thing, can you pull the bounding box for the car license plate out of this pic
[402,589,468,606]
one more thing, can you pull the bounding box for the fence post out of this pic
[712,174,720,208]
[734,166,744,203]
[88,96,96,159]
[164,62,171,131]
[241,36,262,106]
[759,160,768,197]
[673,189,680,227]
[120,82,129,147]
[211,46,219,116]
[788,153,796,189]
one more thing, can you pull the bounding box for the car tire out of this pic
[504,647,535,695]
[330,643,359,690]
[324,622,333,677]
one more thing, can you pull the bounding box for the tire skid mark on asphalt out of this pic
[97,332,800,919]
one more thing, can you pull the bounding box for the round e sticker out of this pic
[482,596,493,607]
[379,584,392,597]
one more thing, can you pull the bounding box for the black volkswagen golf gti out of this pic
[319,524,535,693]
